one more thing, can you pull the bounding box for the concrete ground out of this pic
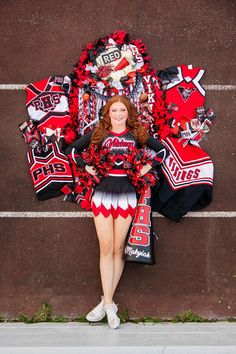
[0,322,236,354]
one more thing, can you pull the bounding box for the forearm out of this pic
[65,131,93,166]
[146,135,169,166]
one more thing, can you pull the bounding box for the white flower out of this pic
[85,64,98,73]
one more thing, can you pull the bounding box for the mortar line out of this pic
[0,211,235,218]
[0,84,236,90]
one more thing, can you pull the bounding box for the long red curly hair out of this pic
[91,95,147,146]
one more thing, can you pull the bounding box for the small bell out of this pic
[139,92,148,102]
[83,92,90,102]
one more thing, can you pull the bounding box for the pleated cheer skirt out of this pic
[91,176,137,219]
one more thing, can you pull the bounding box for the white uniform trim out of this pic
[192,69,205,96]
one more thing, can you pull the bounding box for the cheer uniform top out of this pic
[25,76,70,134]
[28,141,74,200]
[66,129,168,218]
[165,64,205,122]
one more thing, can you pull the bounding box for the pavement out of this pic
[0,322,236,354]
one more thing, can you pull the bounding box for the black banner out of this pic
[124,186,155,265]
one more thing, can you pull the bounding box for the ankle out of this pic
[105,303,120,329]
[104,297,113,306]
[104,303,115,309]
[104,302,118,312]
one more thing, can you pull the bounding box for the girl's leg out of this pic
[93,214,114,305]
[112,215,132,297]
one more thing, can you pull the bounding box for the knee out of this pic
[100,243,113,257]
[113,244,125,258]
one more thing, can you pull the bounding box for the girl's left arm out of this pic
[146,135,169,167]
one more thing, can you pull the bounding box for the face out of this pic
[109,101,128,129]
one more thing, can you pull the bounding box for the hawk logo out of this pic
[178,87,195,102]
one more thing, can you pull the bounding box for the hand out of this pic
[140,163,152,176]
[85,165,97,176]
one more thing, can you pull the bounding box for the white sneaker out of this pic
[105,303,120,329]
[86,296,105,322]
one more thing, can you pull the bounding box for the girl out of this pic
[66,95,168,329]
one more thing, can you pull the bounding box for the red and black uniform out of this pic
[28,141,74,200]
[165,64,205,122]
[25,76,70,133]
[66,129,168,218]
[152,137,213,222]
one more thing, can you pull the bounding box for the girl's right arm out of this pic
[65,130,93,167]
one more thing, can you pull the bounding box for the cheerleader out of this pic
[66,95,168,329]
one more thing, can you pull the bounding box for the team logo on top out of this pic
[178,87,195,102]
[32,93,61,112]
[103,137,135,150]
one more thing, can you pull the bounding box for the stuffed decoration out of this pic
[65,30,172,141]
